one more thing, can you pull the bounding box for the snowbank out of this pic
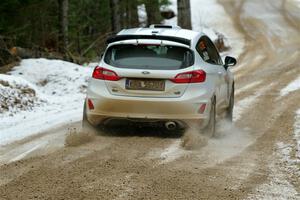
[164,0,245,58]
[0,59,93,146]
[0,75,44,115]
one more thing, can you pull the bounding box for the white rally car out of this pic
[83,25,236,136]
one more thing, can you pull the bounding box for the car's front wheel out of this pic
[226,86,234,122]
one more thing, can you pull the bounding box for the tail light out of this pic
[92,66,121,81]
[171,70,206,84]
[87,99,94,110]
[198,104,206,114]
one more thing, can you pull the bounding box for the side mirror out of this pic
[224,56,237,69]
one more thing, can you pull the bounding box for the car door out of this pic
[206,39,229,104]
[196,36,229,107]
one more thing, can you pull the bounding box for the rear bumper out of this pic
[86,85,212,126]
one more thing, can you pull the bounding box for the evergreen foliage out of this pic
[0,0,175,62]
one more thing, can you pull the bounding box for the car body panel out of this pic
[85,26,235,129]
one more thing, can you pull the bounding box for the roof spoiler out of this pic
[149,24,181,29]
[106,35,191,46]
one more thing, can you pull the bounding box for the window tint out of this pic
[104,44,194,70]
[196,36,222,65]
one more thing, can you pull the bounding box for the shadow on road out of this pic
[98,124,184,139]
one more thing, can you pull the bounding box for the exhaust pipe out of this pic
[165,121,177,130]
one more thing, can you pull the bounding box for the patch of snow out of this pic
[295,109,300,159]
[247,140,299,200]
[289,0,300,7]
[276,109,300,178]
[277,142,300,177]
[234,85,273,121]
[233,84,273,121]
[247,163,299,200]
[137,4,147,27]
[233,54,265,74]
[0,59,93,146]
[280,76,300,97]
[243,0,299,44]
[234,95,258,122]
[235,80,262,96]
[269,109,300,199]
[0,75,45,115]
[10,142,46,162]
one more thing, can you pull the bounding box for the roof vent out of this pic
[149,24,181,29]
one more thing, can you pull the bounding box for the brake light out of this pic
[198,104,206,114]
[171,70,206,83]
[92,66,121,81]
[87,99,94,110]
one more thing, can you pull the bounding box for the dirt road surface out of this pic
[1,0,299,199]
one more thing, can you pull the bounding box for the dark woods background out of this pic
[0,0,193,68]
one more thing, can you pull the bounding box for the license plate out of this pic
[125,79,165,91]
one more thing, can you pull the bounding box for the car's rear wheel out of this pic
[226,86,234,122]
[202,97,216,137]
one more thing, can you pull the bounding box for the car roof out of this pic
[111,25,204,46]
[118,27,201,40]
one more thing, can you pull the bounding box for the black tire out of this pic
[226,86,234,122]
[203,97,216,137]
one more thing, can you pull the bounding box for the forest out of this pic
[0,0,192,68]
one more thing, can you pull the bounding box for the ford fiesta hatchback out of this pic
[83,24,237,136]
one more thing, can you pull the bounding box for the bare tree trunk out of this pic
[58,0,69,54]
[110,0,122,33]
[177,0,192,29]
[145,0,161,26]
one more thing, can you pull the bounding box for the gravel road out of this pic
[0,0,299,199]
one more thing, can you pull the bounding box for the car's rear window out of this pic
[104,44,194,70]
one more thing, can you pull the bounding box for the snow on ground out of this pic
[234,84,273,121]
[288,0,300,8]
[164,0,245,58]
[262,109,300,200]
[138,4,147,27]
[0,59,93,146]
[276,109,300,177]
[246,161,299,200]
[248,108,300,199]
[235,80,262,95]
[294,109,300,160]
[280,76,300,96]
[0,74,45,115]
